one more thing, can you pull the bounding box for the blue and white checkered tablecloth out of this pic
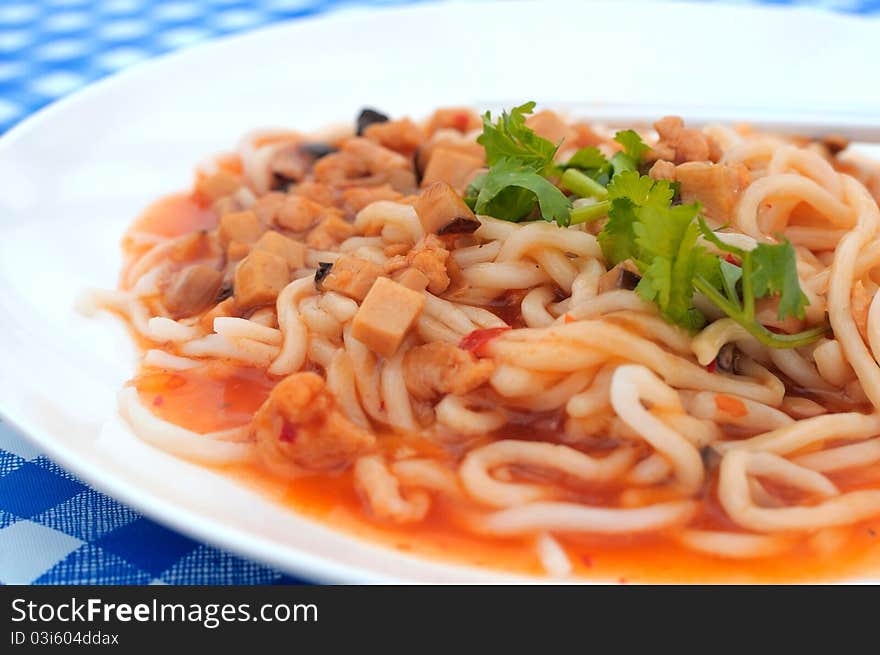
[1,0,879,586]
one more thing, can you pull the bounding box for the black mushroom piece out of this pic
[271,142,340,190]
[356,108,389,136]
[715,342,741,374]
[314,261,333,287]
[299,142,338,159]
[616,268,642,291]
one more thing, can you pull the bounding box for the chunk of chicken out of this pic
[525,110,576,146]
[675,162,749,220]
[319,254,383,301]
[407,235,452,294]
[306,214,357,250]
[342,184,403,216]
[424,107,481,135]
[313,137,415,192]
[364,118,425,157]
[253,372,375,471]
[403,342,495,401]
[651,116,720,164]
[275,195,329,232]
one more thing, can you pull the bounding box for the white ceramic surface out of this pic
[1,0,879,583]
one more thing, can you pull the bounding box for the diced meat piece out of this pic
[292,181,339,207]
[424,107,481,135]
[405,235,451,294]
[364,118,425,156]
[572,123,605,148]
[351,277,425,357]
[252,230,305,269]
[384,242,411,257]
[675,162,749,220]
[319,254,382,301]
[306,214,357,249]
[413,181,479,235]
[403,342,494,400]
[275,195,328,232]
[648,159,676,181]
[312,138,416,192]
[194,169,241,203]
[342,185,403,215]
[234,249,290,309]
[392,267,430,292]
[421,147,484,194]
[218,210,261,247]
[251,191,286,224]
[525,110,575,146]
[651,116,718,164]
[254,372,375,471]
[163,264,224,318]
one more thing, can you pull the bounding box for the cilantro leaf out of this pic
[613,129,650,161]
[471,159,572,226]
[751,240,809,320]
[477,102,559,173]
[598,198,639,266]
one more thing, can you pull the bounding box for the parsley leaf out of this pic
[469,159,572,226]
[477,102,559,173]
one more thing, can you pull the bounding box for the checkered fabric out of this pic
[0,426,303,584]
[1,0,879,585]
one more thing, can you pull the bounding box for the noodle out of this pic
[91,105,880,580]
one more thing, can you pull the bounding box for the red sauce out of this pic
[123,192,880,582]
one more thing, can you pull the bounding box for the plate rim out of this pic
[1,0,879,585]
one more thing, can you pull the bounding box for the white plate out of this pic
[1,0,879,584]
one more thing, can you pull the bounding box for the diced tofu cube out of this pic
[164,264,223,318]
[351,277,425,358]
[253,230,305,269]
[219,210,262,247]
[319,255,382,301]
[421,147,484,194]
[227,241,251,261]
[392,267,430,292]
[413,181,479,235]
[234,249,290,309]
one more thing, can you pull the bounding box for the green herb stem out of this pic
[570,200,611,225]
[561,168,608,200]
[693,276,829,348]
